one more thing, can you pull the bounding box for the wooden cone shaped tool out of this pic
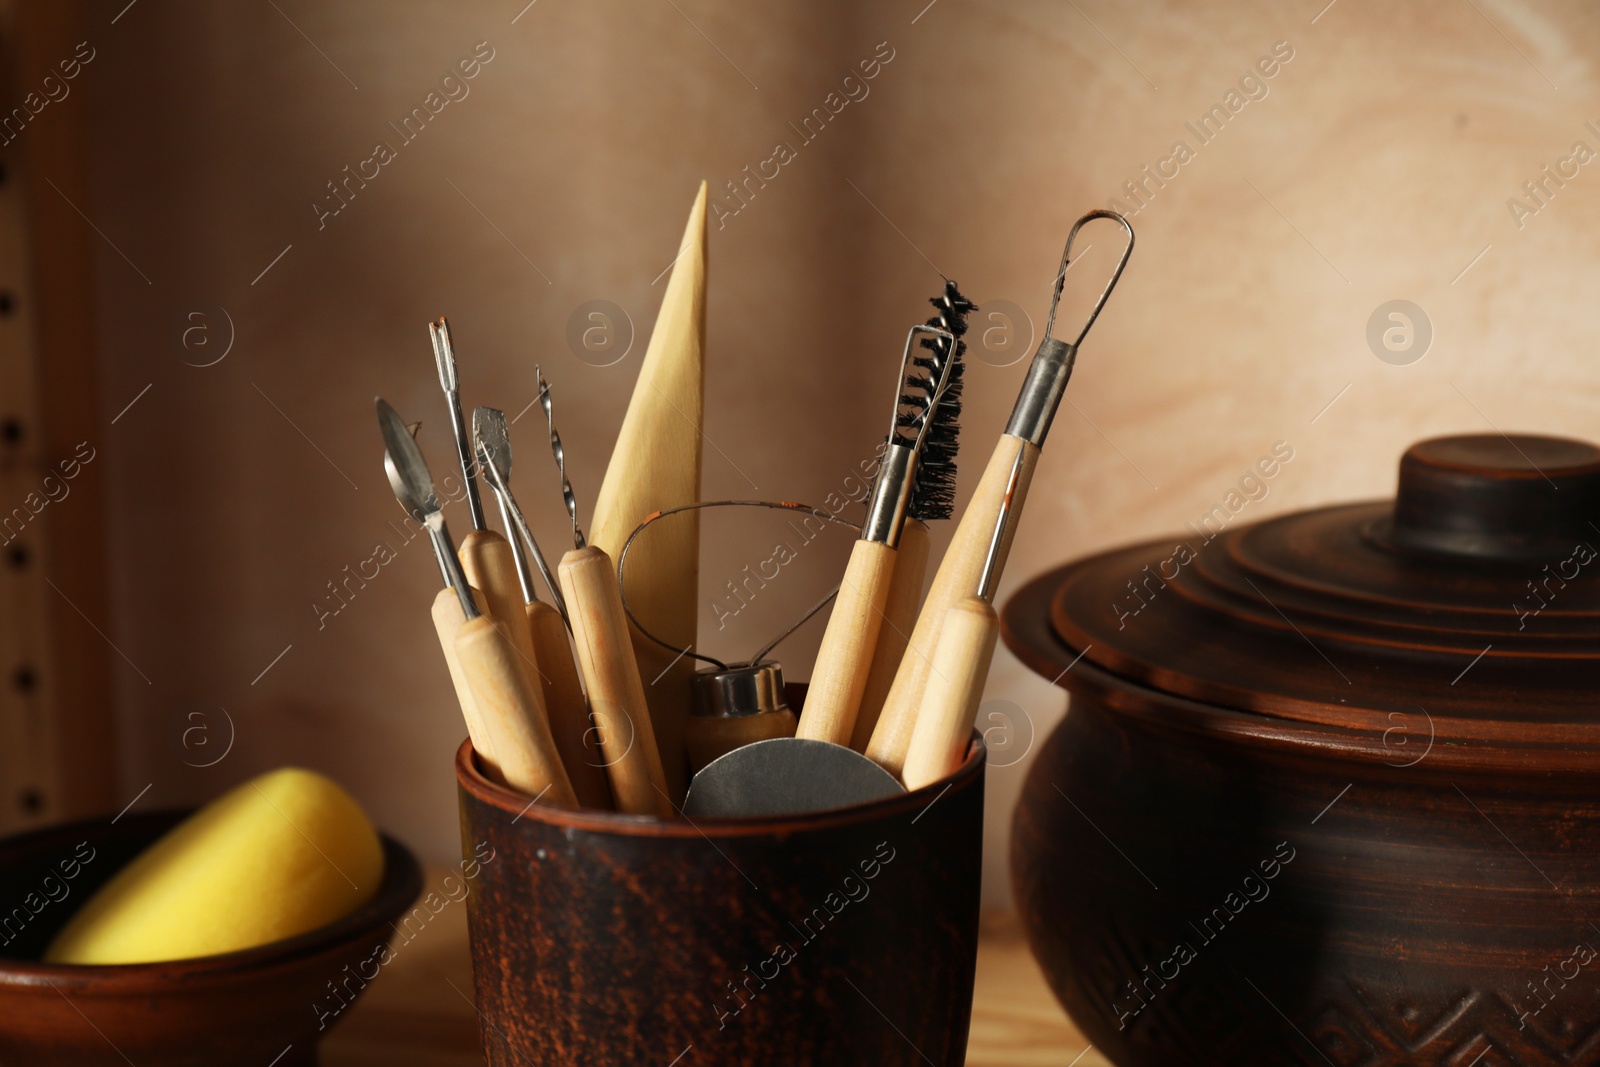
[590,182,707,803]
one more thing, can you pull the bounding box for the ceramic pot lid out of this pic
[1044,434,1600,740]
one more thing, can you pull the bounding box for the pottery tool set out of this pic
[377,190,1134,819]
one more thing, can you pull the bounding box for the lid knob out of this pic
[1389,434,1600,562]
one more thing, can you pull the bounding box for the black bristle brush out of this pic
[796,288,971,748]
[905,280,975,522]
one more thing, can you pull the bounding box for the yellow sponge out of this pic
[46,767,384,965]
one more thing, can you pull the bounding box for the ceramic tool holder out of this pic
[454,722,987,1066]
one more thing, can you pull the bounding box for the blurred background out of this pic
[4,0,1598,910]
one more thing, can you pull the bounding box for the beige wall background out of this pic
[64,0,1600,905]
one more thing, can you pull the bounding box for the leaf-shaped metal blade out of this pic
[384,454,424,523]
[377,397,439,519]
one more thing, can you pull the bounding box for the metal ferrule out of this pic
[693,661,790,719]
[1003,338,1077,447]
[862,443,916,547]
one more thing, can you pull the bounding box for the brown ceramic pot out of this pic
[455,728,986,1066]
[0,809,422,1066]
[1004,434,1600,1066]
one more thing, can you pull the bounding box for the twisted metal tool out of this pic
[537,366,586,551]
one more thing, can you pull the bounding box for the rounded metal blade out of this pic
[682,738,905,818]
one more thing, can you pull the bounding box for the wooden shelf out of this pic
[321,879,1106,1067]
[0,0,115,835]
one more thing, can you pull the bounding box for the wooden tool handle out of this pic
[684,709,799,773]
[901,597,999,791]
[867,434,1038,777]
[795,539,897,746]
[851,518,930,751]
[558,546,674,817]
[527,600,613,810]
[460,530,539,670]
[432,586,501,780]
[455,615,578,806]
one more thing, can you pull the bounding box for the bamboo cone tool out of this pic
[558,545,674,817]
[378,398,577,807]
[589,182,708,804]
[475,404,613,810]
[901,448,1023,790]
[852,282,976,750]
[868,211,1135,777]
[796,323,957,746]
[430,318,541,677]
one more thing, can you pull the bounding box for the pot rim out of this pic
[454,733,986,837]
[1003,565,1600,776]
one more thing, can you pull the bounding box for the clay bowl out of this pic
[0,809,422,1066]
[455,730,987,1066]
[1004,434,1600,1066]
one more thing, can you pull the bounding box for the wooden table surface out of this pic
[320,885,1108,1067]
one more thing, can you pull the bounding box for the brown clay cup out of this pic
[454,733,986,1066]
